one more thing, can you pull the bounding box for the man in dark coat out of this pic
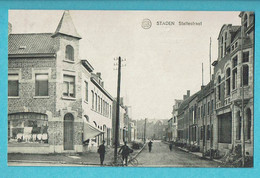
[169,142,173,151]
[148,140,153,152]
[98,140,106,165]
[119,141,132,166]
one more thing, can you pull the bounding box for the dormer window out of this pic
[65,45,74,61]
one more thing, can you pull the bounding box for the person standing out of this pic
[148,140,153,152]
[98,140,106,165]
[119,141,132,166]
[169,142,173,151]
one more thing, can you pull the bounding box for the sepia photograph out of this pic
[7,10,254,168]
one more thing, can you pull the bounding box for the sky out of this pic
[9,10,241,120]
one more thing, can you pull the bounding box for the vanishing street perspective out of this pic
[8,10,254,167]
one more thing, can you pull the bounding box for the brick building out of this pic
[8,11,113,153]
[172,11,254,156]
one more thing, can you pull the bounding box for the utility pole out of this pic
[202,63,204,86]
[209,37,213,160]
[241,25,245,167]
[114,56,122,164]
[144,118,147,143]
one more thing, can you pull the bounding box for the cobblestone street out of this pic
[135,141,221,167]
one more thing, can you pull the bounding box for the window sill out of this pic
[33,96,50,99]
[8,96,20,99]
[63,59,75,64]
[62,96,76,101]
[245,140,251,144]
[235,140,241,143]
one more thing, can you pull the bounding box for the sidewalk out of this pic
[8,144,146,166]
[162,141,223,164]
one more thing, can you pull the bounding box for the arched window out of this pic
[232,56,238,90]
[236,111,241,140]
[242,65,249,86]
[246,108,251,140]
[226,68,231,96]
[218,76,221,100]
[65,45,74,61]
[221,36,224,58]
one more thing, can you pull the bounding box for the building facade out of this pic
[8,11,113,153]
[173,11,254,156]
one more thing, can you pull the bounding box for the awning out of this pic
[83,121,104,141]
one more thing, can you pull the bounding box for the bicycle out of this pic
[107,153,139,167]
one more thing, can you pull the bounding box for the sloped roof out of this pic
[8,33,57,55]
[52,10,81,39]
[177,92,199,116]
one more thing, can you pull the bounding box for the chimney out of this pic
[183,95,187,100]
[187,90,190,97]
[101,81,104,88]
[201,85,205,90]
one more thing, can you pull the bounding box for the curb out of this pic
[162,141,223,164]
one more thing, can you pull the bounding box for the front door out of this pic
[64,113,74,150]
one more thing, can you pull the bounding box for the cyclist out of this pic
[119,141,133,166]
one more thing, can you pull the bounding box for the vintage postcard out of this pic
[7,10,254,168]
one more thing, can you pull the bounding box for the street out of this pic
[135,141,221,167]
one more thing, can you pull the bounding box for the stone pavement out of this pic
[8,145,146,166]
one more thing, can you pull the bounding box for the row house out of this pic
[212,11,254,155]
[167,99,182,142]
[174,11,254,156]
[8,11,113,153]
[112,98,127,146]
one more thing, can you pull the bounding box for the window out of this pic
[98,96,100,112]
[91,91,94,109]
[85,82,88,102]
[101,99,103,114]
[242,65,249,86]
[198,107,201,119]
[232,56,238,90]
[35,74,48,96]
[211,100,214,113]
[65,45,74,61]
[226,68,231,96]
[246,108,251,140]
[244,14,248,29]
[208,102,210,115]
[8,74,19,96]
[110,105,112,118]
[8,113,48,144]
[218,76,221,100]
[236,111,242,140]
[63,75,75,97]
[243,51,249,63]
[95,93,97,111]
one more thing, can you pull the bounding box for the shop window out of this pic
[218,113,232,143]
[8,74,19,97]
[63,75,75,97]
[65,45,74,61]
[35,74,48,96]
[8,113,48,144]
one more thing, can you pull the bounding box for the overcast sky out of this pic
[9,10,241,120]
